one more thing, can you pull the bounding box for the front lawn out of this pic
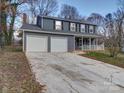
[82,51,124,68]
[0,50,44,93]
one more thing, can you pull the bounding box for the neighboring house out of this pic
[20,16,104,52]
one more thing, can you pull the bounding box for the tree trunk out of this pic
[8,15,16,45]
[1,10,9,45]
[8,4,18,45]
[118,23,123,52]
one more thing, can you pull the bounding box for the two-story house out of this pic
[20,16,104,52]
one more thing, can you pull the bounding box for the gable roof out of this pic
[20,24,41,31]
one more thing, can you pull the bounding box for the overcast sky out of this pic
[59,0,118,16]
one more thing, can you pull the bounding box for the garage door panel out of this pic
[51,37,68,52]
[26,35,48,52]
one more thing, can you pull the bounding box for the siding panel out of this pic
[63,21,69,31]
[43,18,54,30]
[77,24,80,32]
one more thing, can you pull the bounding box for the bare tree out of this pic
[114,9,124,51]
[0,0,26,45]
[87,13,109,47]
[60,4,81,20]
[87,12,123,57]
[104,13,120,57]
[118,0,124,8]
[87,13,105,25]
[38,0,58,16]
[1,0,58,45]
[28,0,38,24]
[87,13,106,35]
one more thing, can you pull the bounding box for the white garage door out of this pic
[51,37,68,52]
[26,35,48,52]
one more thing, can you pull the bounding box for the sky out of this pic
[59,0,118,17]
[15,0,119,29]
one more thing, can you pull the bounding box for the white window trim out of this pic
[55,21,62,30]
[70,23,76,32]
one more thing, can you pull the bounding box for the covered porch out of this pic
[75,37,104,51]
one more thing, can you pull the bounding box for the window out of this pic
[55,21,62,30]
[81,24,85,33]
[70,23,76,31]
[89,25,94,33]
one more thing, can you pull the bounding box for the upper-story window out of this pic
[89,25,94,33]
[80,24,85,33]
[55,21,62,30]
[70,23,76,31]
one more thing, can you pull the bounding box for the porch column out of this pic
[82,37,83,50]
[89,37,91,50]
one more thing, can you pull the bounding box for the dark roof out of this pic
[20,24,41,31]
[40,16,98,26]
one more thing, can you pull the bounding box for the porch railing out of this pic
[82,44,104,51]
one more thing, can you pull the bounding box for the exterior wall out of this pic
[24,31,75,52]
[37,16,42,27]
[76,24,80,32]
[38,17,97,35]
[68,36,75,51]
[43,18,54,30]
[94,26,96,33]
[63,21,69,31]
[85,25,89,33]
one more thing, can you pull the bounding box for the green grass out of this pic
[82,51,124,68]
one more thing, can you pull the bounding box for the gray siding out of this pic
[68,36,75,52]
[85,25,89,33]
[76,24,80,32]
[37,16,42,28]
[38,17,97,35]
[43,18,54,30]
[94,26,96,34]
[63,21,69,31]
[44,19,96,34]
[24,31,75,52]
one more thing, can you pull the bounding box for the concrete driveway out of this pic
[26,53,124,93]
